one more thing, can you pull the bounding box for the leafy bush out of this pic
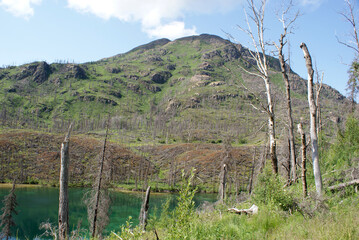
[326,116,359,170]
[166,168,198,239]
[252,165,297,212]
[108,217,143,240]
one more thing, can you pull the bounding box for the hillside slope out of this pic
[0,34,348,144]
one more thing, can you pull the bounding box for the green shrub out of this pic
[166,168,198,239]
[326,116,359,170]
[252,165,297,212]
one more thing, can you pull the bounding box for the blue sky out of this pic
[0,0,357,96]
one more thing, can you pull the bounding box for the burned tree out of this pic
[0,182,17,240]
[58,123,72,240]
[274,1,300,182]
[297,121,308,197]
[238,0,278,173]
[337,0,359,112]
[218,163,227,203]
[85,117,111,238]
[139,186,151,230]
[300,43,323,197]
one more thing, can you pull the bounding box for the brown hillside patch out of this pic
[0,130,149,185]
[140,143,255,189]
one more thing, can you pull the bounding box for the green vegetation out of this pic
[102,117,359,240]
[0,34,357,239]
[0,34,346,144]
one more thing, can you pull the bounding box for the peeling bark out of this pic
[300,43,323,196]
[59,123,72,240]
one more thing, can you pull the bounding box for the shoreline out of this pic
[0,183,217,195]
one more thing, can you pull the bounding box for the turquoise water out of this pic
[0,186,216,239]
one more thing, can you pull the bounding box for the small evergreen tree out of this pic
[0,182,18,240]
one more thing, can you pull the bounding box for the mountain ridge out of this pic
[0,34,348,144]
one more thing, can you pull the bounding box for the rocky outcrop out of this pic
[64,64,88,79]
[166,64,176,70]
[32,62,52,83]
[198,62,214,71]
[14,61,52,84]
[202,50,221,59]
[222,45,241,61]
[109,90,122,98]
[98,97,118,106]
[143,82,162,93]
[151,71,172,84]
[106,66,121,74]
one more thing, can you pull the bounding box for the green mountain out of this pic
[0,34,348,144]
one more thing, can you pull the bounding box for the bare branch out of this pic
[338,0,359,55]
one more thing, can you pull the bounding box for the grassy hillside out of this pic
[0,33,352,188]
[0,34,348,145]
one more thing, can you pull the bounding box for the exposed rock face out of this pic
[166,64,176,70]
[151,71,172,84]
[78,95,118,106]
[190,75,211,87]
[109,90,122,98]
[209,81,225,87]
[15,61,52,84]
[65,64,87,79]
[127,83,143,95]
[98,97,118,106]
[199,62,214,71]
[166,99,181,113]
[147,56,163,62]
[202,50,221,59]
[143,82,162,93]
[222,45,241,61]
[106,67,121,74]
[33,62,52,84]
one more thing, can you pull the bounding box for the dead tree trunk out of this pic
[274,2,300,182]
[218,164,227,203]
[58,123,72,240]
[238,0,278,174]
[91,117,110,238]
[139,186,151,231]
[247,148,256,194]
[0,182,17,240]
[300,43,323,197]
[298,122,308,197]
[277,34,297,182]
[315,72,323,136]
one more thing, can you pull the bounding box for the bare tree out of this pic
[337,0,359,54]
[274,1,300,182]
[86,116,111,238]
[238,0,278,174]
[338,0,359,110]
[58,123,72,240]
[297,121,308,197]
[315,70,323,135]
[218,163,227,203]
[139,186,151,230]
[0,182,17,240]
[300,43,323,197]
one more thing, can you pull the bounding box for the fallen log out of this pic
[328,179,359,192]
[228,204,258,215]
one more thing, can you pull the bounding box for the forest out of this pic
[0,0,359,239]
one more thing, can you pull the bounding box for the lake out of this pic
[0,185,216,239]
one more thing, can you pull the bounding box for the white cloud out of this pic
[0,0,41,19]
[145,21,197,39]
[67,0,240,39]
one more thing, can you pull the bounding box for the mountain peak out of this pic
[126,38,171,54]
